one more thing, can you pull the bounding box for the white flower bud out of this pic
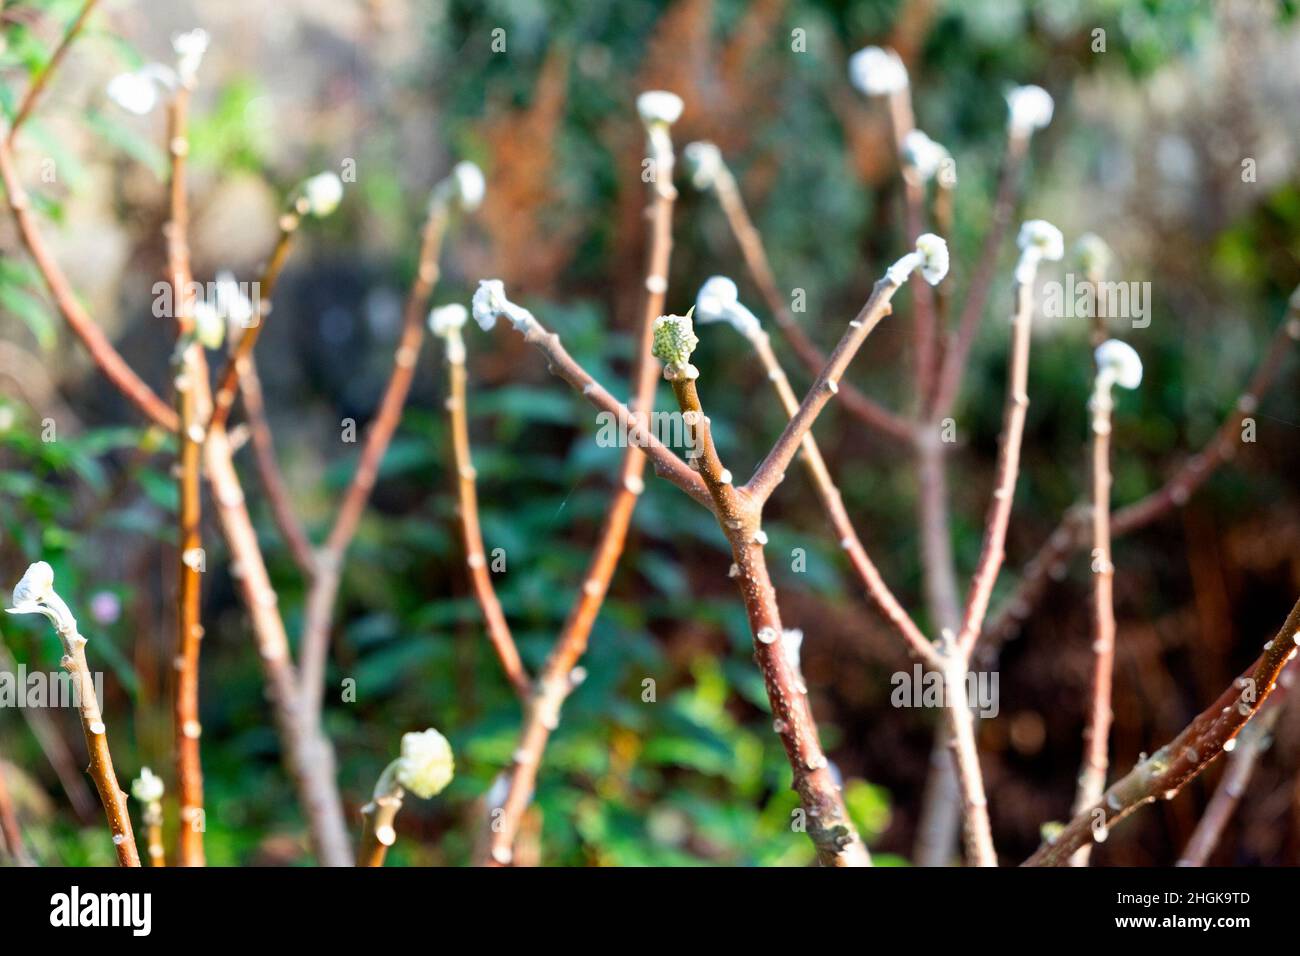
[192,300,225,350]
[1007,84,1054,136]
[694,276,762,340]
[429,304,468,363]
[132,767,165,804]
[637,90,684,127]
[848,46,908,97]
[886,233,949,286]
[452,161,486,211]
[429,303,468,338]
[1018,220,1065,260]
[11,561,54,608]
[1015,219,1065,283]
[470,279,537,333]
[7,561,76,636]
[1076,233,1113,278]
[915,233,950,285]
[172,29,209,87]
[1095,339,1143,390]
[683,141,724,191]
[652,313,700,379]
[394,728,454,799]
[107,66,177,116]
[300,172,344,218]
[902,129,953,184]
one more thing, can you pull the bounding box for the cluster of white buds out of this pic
[885,233,950,287]
[1007,84,1054,138]
[293,172,345,218]
[694,276,762,342]
[1015,219,1065,284]
[848,46,909,96]
[6,561,77,639]
[1076,233,1113,279]
[106,28,210,114]
[902,129,955,187]
[652,312,701,381]
[428,303,469,364]
[131,767,165,804]
[432,161,486,214]
[470,279,539,334]
[392,728,455,800]
[1094,339,1143,392]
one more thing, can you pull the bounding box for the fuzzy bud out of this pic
[298,172,344,218]
[1007,84,1054,136]
[132,767,165,804]
[172,29,209,88]
[394,728,455,799]
[1015,219,1065,283]
[694,276,762,340]
[848,46,909,96]
[434,161,485,213]
[886,233,950,286]
[1076,233,1113,279]
[637,90,684,128]
[683,141,725,191]
[470,279,537,334]
[106,65,177,116]
[7,561,76,636]
[903,129,954,185]
[652,313,700,379]
[1095,339,1143,390]
[429,303,468,364]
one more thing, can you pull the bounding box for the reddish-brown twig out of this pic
[203,426,354,865]
[1024,595,1300,866]
[0,754,32,866]
[8,563,140,865]
[6,0,101,146]
[1069,354,1122,866]
[665,370,870,865]
[930,130,1029,419]
[980,292,1300,661]
[694,146,913,443]
[0,134,177,431]
[720,306,937,665]
[745,277,906,505]
[434,308,531,696]
[208,221,297,432]
[485,112,679,865]
[1177,667,1293,866]
[165,87,207,866]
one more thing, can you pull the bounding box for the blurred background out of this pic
[0,0,1298,866]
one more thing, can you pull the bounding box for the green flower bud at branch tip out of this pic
[652,311,700,380]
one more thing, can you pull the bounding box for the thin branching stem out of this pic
[443,333,531,697]
[6,0,101,145]
[485,131,678,865]
[165,87,207,866]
